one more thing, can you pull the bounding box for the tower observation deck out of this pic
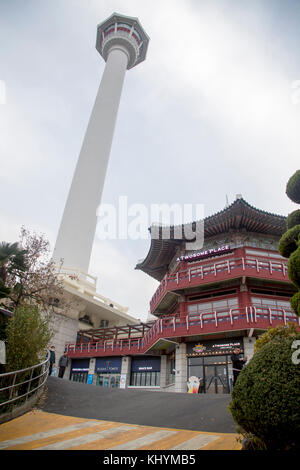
[53,13,149,273]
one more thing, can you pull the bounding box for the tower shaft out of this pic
[53,13,149,273]
[53,47,128,271]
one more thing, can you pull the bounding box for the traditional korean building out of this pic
[66,197,300,393]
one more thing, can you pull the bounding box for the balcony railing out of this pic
[66,305,300,358]
[150,255,289,312]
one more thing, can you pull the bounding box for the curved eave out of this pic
[135,199,287,281]
[135,238,181,281]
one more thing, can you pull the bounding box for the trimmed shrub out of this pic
[254,324,298,353]
[291,292,300,317]
[278,225,300,258]
[287,209,300,230]
[229,335,300,450]
[286,170,300,204]
[288,246,300,289]
[281,169,300,316]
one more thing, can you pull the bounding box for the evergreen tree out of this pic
[278,170,300,316]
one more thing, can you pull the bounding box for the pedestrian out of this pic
[198,377,204,393]
[231,346,247,388]
[49,345,56,376]
[58,351,69,378]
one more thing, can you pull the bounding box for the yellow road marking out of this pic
[0,410,241,450]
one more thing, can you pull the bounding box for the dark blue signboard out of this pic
[71,359,90,372]
[131,356,161,373]
[96,357,122,373]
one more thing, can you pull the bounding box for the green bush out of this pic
[287,210,300,230]
[254,324,298,353]
[5,304,53,372]
[280,169,300,316]
[286,170,300,204]
[278,225,300,258]
[229,335,300,450]
[291,292,300,317]
[288,246,300,289]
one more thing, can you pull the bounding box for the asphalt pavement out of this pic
[39,377,237,434]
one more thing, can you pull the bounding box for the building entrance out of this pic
[187,337,243,394]
[188,355,232,394]
[204,361,230,394]
[96,373,120,388]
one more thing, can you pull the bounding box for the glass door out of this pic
[203,357,230,394]
[103,375,110,387]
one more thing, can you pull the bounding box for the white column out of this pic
[160,355,167,389]
[175,343,187,393]
[89,358,96,384]
[53,46,129,272]
[121,356,131,388]
[243,337,256,362]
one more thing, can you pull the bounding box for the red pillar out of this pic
[179,297,187,321]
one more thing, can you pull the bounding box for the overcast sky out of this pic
[1,0,300,322]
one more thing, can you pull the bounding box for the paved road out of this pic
[39,377,237,434]
[0,378,241,451]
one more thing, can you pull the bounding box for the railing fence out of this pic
[0,352,50,414]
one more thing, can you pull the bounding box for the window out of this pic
[251,296,295,316]
[130,371,160,387]
[188,297,238,315]
[251,296,291,308]
[246,249,284,260]
[140,373,146,386]
[70,372,88,383]
[189,289,237,302]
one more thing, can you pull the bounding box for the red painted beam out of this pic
[67,310,299,359]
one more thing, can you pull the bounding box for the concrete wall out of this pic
[49,312,78,379]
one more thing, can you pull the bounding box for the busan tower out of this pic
[53,13,150,273]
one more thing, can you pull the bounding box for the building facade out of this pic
[66,198,300,393]
[48,267,140,379]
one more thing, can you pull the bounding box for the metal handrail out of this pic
[0,352,50,408]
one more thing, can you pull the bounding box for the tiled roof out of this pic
[135,198,286,281]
